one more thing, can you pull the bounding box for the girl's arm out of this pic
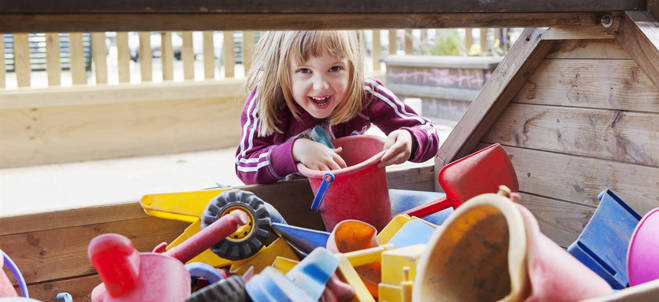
[364,79,440,164]
[235,91,299,185]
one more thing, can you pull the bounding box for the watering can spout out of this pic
[88,234,140,297]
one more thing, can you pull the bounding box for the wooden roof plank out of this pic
[0,0,645,14]
[0,12,618,33]
[435,28,556,167]
[616,11,659,90]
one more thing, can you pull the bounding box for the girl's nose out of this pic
[312,75,329,91]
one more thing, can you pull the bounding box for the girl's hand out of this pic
[378,130,416,168]
[293,139,347,171]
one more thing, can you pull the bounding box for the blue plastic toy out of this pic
[286,248,340,300]
[567,188,642,289]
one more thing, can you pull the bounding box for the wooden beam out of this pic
[203,31,215,80]
[435,28,555,167]
[388,30,397,55]
[0,38,4,88]
[372,30,381,71]
[0,12,619,32]
[404,29,413,54]
[161,32,174,81]
[0,79,246,110]
[242,31,255,74]
[181,31,194,80]
[0,0,643,14]
[138,32,152,82]
[542,12,622,40]
[91,32,108,84]
[223,31,235,78]
[650,0,659,21]
[68,32,86,85]
[45,33,61,86]
[615,11,659,90]
[13,33,30,88]
[116,32,131,83]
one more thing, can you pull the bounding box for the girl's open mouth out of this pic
[309,95,331,106]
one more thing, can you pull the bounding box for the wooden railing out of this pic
[1,29,514,89]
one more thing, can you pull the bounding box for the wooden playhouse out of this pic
[1,1,658,301]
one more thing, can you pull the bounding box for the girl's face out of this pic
[289,52,349,121]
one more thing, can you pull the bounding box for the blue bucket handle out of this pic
[57,293,73,302]
[185,262,225,283]
[2,250,29,298]
[311,126,335,149]
[311,173,334,211]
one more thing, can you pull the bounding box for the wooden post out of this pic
[0,36,4,88]
[404,29,413,54]
[116,32,131,83]
[372,30,381,71]
[388,30,397,55]
[420,29,427,55]
[480,28,488,55]
[223,31,235,78]
[13,33,30,87]
[161,32,173,81]
[45,33,61,86]
[242,31,255,74]
[465,28,473,53]
[138,32,152,82]
[69,33,86,85]
[182,31,194,80]
[649,0,659,21]
[203,31,215,79]
[91,32,108,84]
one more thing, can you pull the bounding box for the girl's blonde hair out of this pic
[245,31,367,136]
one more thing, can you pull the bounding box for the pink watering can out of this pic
[89,210,248,302]
[414,186,612,302]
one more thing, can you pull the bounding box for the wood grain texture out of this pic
[372,30,381,71]
[116,32,131,83]
[27,274,100,302]
[45,33,61,86]
[545,39,630,59]
[0,96,243,168]
[484,104,659,167]
[182,31,194,80]
[513,59,659,113]
[161,31,174,81]
[13,33,30,87]
[0,201,149,236]
[203,31,215,79]
[138,31,152,82]
[0,39,4,88]
[68,33,86,85]
[0,0,643,14]
[388,30,397,55]
[490,144,659,215]
[518,193,596,248]
[0,79,245,109]
[91,32,108,84]
[0,216,189,284]
[616,11,659,90]
[542,12,621,40]
[242,31,255,74]
[0,12,614,32]
[404,29,413,54]
[223,31,235,78]
[436,28,555,167]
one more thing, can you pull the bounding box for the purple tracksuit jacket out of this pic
[235,78,439,185]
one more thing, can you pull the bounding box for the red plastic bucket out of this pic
[297,135,392,232]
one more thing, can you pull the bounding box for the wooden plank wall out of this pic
[0,166,434,302]
[481,39,659,247]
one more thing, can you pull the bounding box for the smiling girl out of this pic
[235,31,439,185]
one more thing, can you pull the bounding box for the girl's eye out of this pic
[329,66,343,72]
[298,68,311,73]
